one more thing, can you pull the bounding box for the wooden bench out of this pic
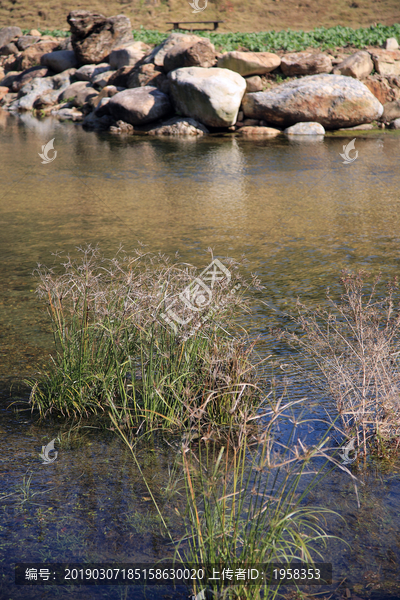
[167,20,224,31]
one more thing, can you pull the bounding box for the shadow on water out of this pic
[1,110,400,598]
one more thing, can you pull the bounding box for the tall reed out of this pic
[113,396,340,600]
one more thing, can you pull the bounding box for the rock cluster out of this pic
[0,13,399,137]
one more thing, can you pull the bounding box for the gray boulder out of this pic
[242,74,383,129]
[109,42,148,69]
[10,66,50,92]
[108,86,172,125]
[16,36,40,51]
[11,77,53,111]
[75,63,111,82]
[284,122,325,135]
[0,26,22,48]
[51,68,77,89]
[58,81,98,107]
[0,42,19,55]
[217,51,280,76]
[390,117,400,128]
[67,10,134,65]
[41,50,78,73]
[168,66,246,128]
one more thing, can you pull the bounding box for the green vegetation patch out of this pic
[23,23,400,52]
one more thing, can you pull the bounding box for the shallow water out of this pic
[1,109,400,599]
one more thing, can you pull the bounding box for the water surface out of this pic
[1,110,400,599]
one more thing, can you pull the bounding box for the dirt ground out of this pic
[0,0,399,33]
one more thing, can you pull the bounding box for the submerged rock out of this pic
[147,116,209,136]
[284,122,325,135]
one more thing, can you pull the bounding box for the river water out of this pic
[1,109,400,599]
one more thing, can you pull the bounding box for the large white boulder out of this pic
[242,74,383,129]
[168,66,246,128]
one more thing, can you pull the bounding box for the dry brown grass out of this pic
[0,0,399,34]
[283,271,400,456]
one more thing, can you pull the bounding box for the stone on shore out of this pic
[280,51,332,76]
[109,43,147,70]
[0,42,18,55]
[127,63,168,92]
[217,51,280,76]
[245,76,263,92]
[0,86,9,101]
[108,86,172,125]
[284,122,325,135]
[382,99,400,121]
[147,116,209,136]
[385,38,399,51]
[0,26,22,49]
[242,74,383,129]
[143,32,203,68]
[15,41,59,70]
[10,66,50,92]
[58,81,98,107]
[16,36,40,51]
[390,117,400,128]
[168,66,246,128]
[333,51,374,79]
[371,49,400,76]
[9,76,53,111]
[363,75,395,104]
[41,50,78,73]
[0,71,20,88]
[163,39,216,72]
[67,10,134,65]
[75,63,111,82]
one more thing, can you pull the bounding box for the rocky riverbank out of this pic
[1,11,400,137]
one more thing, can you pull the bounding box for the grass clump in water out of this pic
[283,271,400,457]
[27,245,263,435]
[114,398,340,600]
